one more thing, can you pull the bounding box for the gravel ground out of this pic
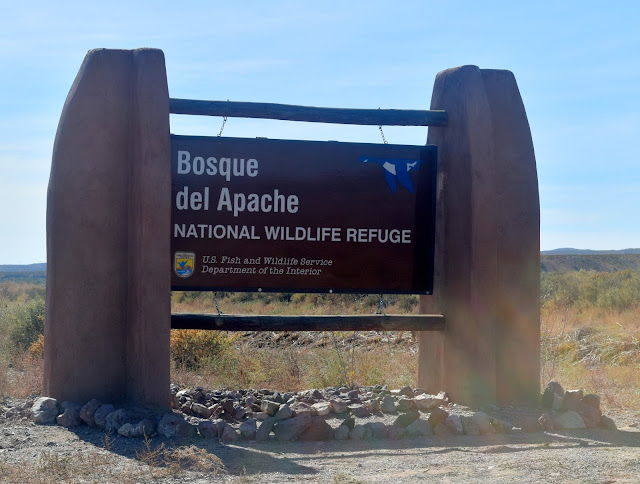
[1,405,640,483]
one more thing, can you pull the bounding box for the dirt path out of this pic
[1,417,639,483]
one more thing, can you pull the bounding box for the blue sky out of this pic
[1,1,639,263]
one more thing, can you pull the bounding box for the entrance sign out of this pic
[171,135,437,294]
[46,48,540,409]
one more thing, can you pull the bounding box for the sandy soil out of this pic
[2,408,640,483]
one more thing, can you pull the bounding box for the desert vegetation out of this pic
[1,269,639,413]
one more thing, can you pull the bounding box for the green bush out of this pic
[541,270,640,311]
[0,297,45,362]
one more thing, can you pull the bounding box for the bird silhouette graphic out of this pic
[360,156,423,193]
[177,260,192,275]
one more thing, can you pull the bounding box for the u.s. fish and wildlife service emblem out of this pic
[174,252,195,278]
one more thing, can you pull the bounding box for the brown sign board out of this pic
[170,135,437,294]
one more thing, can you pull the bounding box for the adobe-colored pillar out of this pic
[44,48,171,408]
[482,69,540,405]
[418,65,540,405]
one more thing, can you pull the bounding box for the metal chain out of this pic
[213,292,222,315]
[378,108,388,144]
[377,294,385,314]
[217,116,227,137]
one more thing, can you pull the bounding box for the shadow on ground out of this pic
[67,425,640,478]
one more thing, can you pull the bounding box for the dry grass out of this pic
[541,304,640,413]
[0,449,139,484]
[0,350,43,398]
[0,433,226,484]
[136,432,225,479]
[171,335,417,392]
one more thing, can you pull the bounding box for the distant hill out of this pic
[542,248,640,255]
[541,254,640,273]
[0,263,46,272]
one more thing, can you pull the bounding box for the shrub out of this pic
[28,334,45,361]
[0,296,45,362]
[169,330,234,370]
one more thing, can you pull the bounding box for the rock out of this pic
[541,387,556,409]
[274,404,293,421]
[393,410,420,428]
[399,386,413,397]
[311,401,331,416]
[363,399,380,413]
[208,404,223,419]
[436,391,449,402]
[117,419,156,438]
[562,390,584,411]
[406,418,433,436]
[413,394,445,411]
[191,402,213,419]
[387,426,406,440]
[552,393,564,411]
[347,389,360,400]
[428,407,449,427]
[601,415,617,430]
[117,423,137,437]
[396,397,416,412]
[252,411,270,421]
[105,409,131,433]
[56,401,83,428]
[364,422,387,439]
[538,413,556,432]
[273,414,312,441]
[256,417,276,441]
[260,400,280,416]
[490,418,513,433]
[348,404,371,418]
[518,416,544,433]
[445,415,464,435]
[220,424,239,444]
[349,424,366,440]
[471,412,495,434]
[334,424,350,440]
[433,421,452,436]
[299,416,334,441]
[380,395,397,414]
[545,381,565,397]
[32,397,59,424]
[232,406,247,421]
[553,410,586,430]
[79,399,102,427]
[330,398,349,414]
[180,401,194,416]
[461,416,480,435]
[94,404,116,429]
[342,416,356,431]
[221,398,235,415]
[290,402,313,416]
[575,401,602,429]
[157,412,197,438]
[581,394,601,412]
[240,418,257,439]
[197,420,218,438]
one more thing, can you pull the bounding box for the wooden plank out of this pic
[171,313,445,332]
[169,99,448,127]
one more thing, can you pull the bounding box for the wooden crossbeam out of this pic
[171,313,445,332]
[169,99,448,127]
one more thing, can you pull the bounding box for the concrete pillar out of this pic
[44,48,171,408]
[418,65,540,405]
